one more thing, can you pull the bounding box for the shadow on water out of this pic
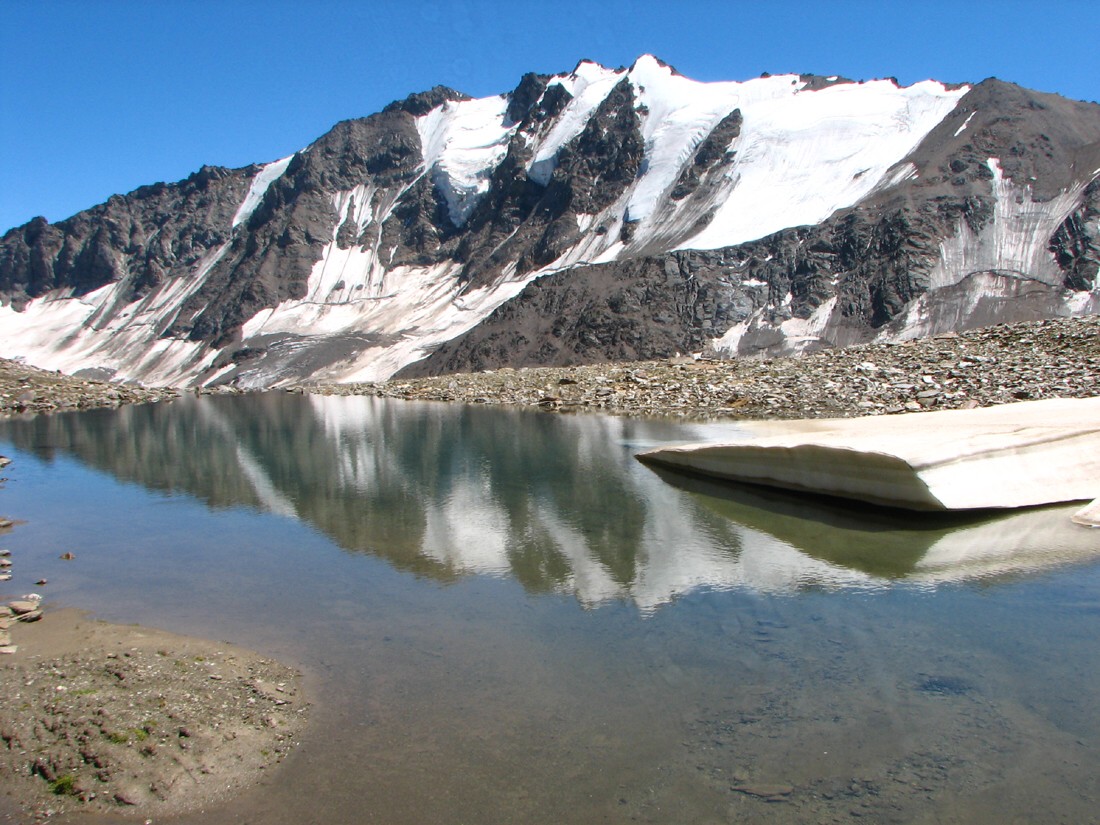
[644,465,1100,583]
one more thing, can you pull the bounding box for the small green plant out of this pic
[107,731,129,744]
[48,774,77,796]
[131,727,149,742]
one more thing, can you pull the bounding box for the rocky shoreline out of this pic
[1,463,309,822]
[0,360,179,417]
[302,315,1100,420]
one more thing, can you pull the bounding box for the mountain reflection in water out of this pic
[2,393,1096,609]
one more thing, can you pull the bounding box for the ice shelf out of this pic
[638,397,1100,516]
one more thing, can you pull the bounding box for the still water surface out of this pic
[1,394,1099,824]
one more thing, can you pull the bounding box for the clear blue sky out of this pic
[2,0,1097,233]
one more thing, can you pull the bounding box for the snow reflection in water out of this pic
[1,394,1099,824]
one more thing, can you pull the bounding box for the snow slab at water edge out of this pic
[675,79,969,250]
[638,397,1100,513]
[417,95,517,227]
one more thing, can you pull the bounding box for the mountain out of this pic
[2,55,1098,388]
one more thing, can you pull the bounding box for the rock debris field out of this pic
[0,362,179,417]
[1,317,1097,422]
[304,315,1100,420]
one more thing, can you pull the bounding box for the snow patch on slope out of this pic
[626,60,796,227]
[953,110,977,137]
[232,154,294,228]
[711,296,839,358]
[527,61,626,185]
[0,289,214,385]
[0,160,307,386]
[928,158,1085,289]
[417,95,517,226]
[678,78,969,250]
[0,241,235,384]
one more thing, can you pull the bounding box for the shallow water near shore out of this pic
[2,393,1100,824]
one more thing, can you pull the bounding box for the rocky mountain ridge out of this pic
[1,56,1098,388]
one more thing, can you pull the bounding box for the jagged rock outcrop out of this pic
[0,166,254,308]
[1,58,1097,388]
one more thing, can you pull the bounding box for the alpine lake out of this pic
[1,393,1099,824]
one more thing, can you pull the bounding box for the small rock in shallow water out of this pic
[113,789,140,806]
[731,783,794,799]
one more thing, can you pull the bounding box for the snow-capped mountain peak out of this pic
[2,58,1098,388]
